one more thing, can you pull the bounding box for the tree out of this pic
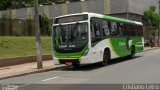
[0,0,68,10]
[39,14,50,36]
[143,6,160,46]
[0,0,33,10]
[0,0,12,10]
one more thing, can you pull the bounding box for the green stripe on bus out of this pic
[102,15,135,24]
[109,37,143,57]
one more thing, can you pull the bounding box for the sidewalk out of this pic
[0,60,66,80]
[0,47,159,80]
[144,47,160,51]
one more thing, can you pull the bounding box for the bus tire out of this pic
[101,49,110,66]
[72,63,80,68]
[130,46,135,59]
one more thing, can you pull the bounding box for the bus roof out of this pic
[54,12,143,25]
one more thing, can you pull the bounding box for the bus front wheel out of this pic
[101,50,110,66]
[72,63,80,68]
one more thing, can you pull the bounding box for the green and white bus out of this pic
[52,12,144,67]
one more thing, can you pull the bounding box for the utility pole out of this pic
[158,0,160,47]
[34,0,43,69]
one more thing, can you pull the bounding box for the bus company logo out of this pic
[119,42,125,46]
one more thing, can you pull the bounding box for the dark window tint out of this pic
[121,23,127,36]
[90,17,143,38]
[102,20,110,36]
[91,23,101,43]
[137,26,143,36]
[90,18,102,46]
[118,23,124,36]
[54,14,88,24]
[110,22,118,36]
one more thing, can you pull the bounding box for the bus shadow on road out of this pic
[59,56,142,71]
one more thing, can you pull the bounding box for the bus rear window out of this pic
[54,14,88,24]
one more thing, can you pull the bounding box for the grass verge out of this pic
[0,36,52,59]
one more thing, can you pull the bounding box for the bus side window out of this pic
[91,23,101,43]
[118,23,124,36]
[110,22,118,36]
[91,24,95,38]
[120,23,126,36]
[132,25,137,36]
[102,20,110,36]
[126,24,132,36]
[94,24,100,37]
[137,25,143,36]
[116,23,122,36]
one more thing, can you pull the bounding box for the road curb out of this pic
[0,55,52,68]
[144,47,160,52]
[0,65,68,80]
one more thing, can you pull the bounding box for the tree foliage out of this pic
[143,6,160,35]
[0,0,69,10]
[0,0,33,10]
[39,14,50,36]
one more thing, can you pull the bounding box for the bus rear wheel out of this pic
[130,46,135,59]
[101,50,110,66]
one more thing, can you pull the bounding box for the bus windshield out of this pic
[52,22,88,53]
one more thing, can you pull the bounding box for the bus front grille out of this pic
[59,59,80,64]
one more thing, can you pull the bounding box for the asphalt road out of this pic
[0,49,160,90]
